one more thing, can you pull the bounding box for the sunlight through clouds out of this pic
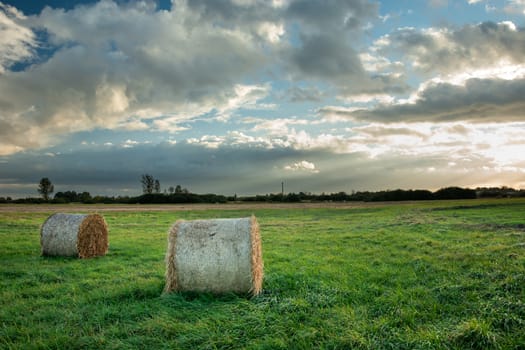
[0,0,524,197]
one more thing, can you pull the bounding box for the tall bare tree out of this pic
[141,174,155,194]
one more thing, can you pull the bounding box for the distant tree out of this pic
[168,186,175,194]
[154,179,161,193]
[38,177,54,201]
[141,174,155,194]
[79,191,92,203]
[175,185,182,194]
[433,186,477,200]
[54,191,75,202]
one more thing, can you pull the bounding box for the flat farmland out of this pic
[1,199,524,349]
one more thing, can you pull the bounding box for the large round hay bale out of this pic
[164,216,263,296]
[40,213,108,258]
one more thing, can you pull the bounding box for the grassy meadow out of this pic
[1,199,524,349]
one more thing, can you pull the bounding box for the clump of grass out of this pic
[452,318,500,350]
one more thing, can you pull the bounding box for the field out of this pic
[1,199,524,349]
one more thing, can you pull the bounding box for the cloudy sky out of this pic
[1,0,524,198]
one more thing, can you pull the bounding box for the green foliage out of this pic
[10,185,525,204]
[54,190,93,203]
[238,187,484,202]
[433,186,477,200]
[37,177,54,201]
[131,192,228,204]
[1,199,524,349]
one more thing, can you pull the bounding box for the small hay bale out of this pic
[164,215,263,296]
[40,213,108,258]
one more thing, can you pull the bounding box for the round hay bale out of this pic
[40,213,108,258]
[164,215,263,296]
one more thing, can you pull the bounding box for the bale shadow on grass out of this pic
[160,290,254,308]
[40,255,78,261]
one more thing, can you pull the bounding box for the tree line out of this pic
[0,176,524,204]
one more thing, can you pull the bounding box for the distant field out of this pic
[1,199,524,349]
[0,201,396,213]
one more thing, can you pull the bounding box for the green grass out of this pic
[1,199,524,349]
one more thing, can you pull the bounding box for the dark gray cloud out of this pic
[0,142,329,196]
[280,0,408,96]
[0,140,484,198]
[289,33,365,80]
[284,32,409,96]
[321,77,525,123]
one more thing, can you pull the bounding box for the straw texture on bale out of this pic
[164,216,263,295]
[40,213,108,258]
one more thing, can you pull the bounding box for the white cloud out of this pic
[250,117,309,135]
[216,84,272,120]
[284,160,319,173]
[359,52,395,72]
[151,117,190,134]
[0,3,36,73]
[379,14,391,23]
[256,21,284,43]
[341,93,396,104]
[116,118,149,131]
[187,135,226,149]
[122,139,140,148]
[352,121,525,172]
[486,4,497,11]
[95,83,130,115]
[0,0,407,156]
[375,21,525,76]
[0,0,265,155]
